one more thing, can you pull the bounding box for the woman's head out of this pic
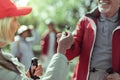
[0,0,32,46]
[0,17,20,43]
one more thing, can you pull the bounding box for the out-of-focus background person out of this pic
[11,25,40,70]
[40,20,58,70]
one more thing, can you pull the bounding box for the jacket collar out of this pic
[0,50,21,74]
[99,12,119,23]
[86,7,120,22]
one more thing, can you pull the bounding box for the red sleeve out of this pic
[66,17,86,60]
[41,34,49,55]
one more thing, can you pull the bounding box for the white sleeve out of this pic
[42,53,69,80]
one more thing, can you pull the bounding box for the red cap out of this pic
[0,0,32,19]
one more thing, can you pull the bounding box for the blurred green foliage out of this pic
[19,0,97,35]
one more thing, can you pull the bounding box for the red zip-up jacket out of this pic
[41,31,58,55]
[66,7,120,80]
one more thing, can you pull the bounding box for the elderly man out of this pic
[65,0,120,80]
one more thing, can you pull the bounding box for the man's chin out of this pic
[98,6,111,14]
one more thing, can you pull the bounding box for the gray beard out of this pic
[98,4,111,13]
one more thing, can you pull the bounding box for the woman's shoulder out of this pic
[0,66,18,80]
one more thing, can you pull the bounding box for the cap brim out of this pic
[10,7,32,17]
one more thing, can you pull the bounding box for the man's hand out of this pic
[106,72,120,80]
[57,32,74,54]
